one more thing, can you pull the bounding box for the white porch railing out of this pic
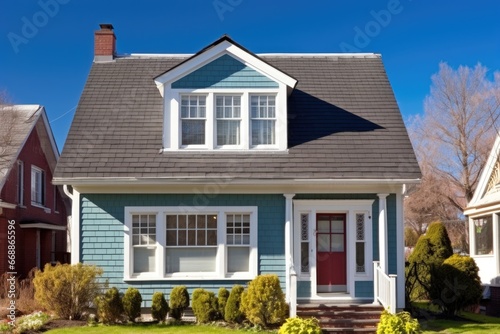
[373,261,397,314]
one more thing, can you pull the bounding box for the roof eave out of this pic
[53,176,421,186]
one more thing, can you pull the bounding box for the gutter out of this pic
[53,177,421,186]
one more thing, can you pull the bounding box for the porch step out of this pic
[297,304,383,334]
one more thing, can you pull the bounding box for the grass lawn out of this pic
[45,323,267,334]
[420,312,500,333]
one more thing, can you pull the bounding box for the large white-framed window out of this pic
[250,95,276,146]
[31,165,45,206]
[180,95,206,146]
[124,206,258,280]
[164,88,286,151]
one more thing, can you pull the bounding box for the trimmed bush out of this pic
[33,263,103,320]
[225,285,245,324]
[240,274,287,328]
[95,287,124,324]
[278,317,322,334]
[377,310,421,334]
[192,288,218,323]
[169,286,190,320]
[151,292,169,323]
[430,254,482,315]
[407,222,453,300]
[122,287,142,322]
[217,287,229,320]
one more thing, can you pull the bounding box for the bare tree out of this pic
[410,63,500,211]
[0,91,22,169]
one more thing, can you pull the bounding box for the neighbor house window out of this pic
[125,206,258,280]
[216,95,241,146]
[251,95,276,145]
[31,166,45,206]
[474,216,493,255]
[17,161,24,206]
[181,95,206,145]
[132,214,157,273]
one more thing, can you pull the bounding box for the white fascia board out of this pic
[53,177,420,186]
[154,40,297,92]
[40,107,60,160]
[226,44,297,88]
[464,201,500,217]
[469,135,500,206]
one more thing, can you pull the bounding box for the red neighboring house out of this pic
[0,104,69,277]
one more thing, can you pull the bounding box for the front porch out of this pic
[283,194,404,317]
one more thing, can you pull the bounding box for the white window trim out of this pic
[293,200,374,299]
[17,160,24,206]
[31,165,45,207]
[163,86,287,151]
[124,206,258,281]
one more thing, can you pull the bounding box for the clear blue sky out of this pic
[1,0,500,151]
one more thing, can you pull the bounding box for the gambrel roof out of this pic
[54,37,420,185]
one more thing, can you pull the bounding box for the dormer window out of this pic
[181,95,206,146]
[251,95,276,146]
[216,95,241,146]
[154,36,297,152]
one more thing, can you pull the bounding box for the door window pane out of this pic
[318,234,330,252]
[331,234,344,252]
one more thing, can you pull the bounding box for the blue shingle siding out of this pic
[79,193,285,306]
[297,281,311,298]
[372,194,397,274]
[387,194,397,275]
[172,54,279,89]
[355,281,374,298]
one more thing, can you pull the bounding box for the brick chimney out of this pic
[94,24,116,62]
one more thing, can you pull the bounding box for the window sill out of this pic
[472,254,495,258]
[162,148,289,154]
[31,203,51,213]
[125,274,255,281]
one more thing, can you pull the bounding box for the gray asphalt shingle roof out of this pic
[54,53,421,182]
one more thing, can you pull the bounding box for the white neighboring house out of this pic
[464,135,500,285]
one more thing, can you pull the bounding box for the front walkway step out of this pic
[297,304,383,334]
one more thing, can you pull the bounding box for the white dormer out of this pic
[154,36,297,151]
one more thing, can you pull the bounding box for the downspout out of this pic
[63,185,76,263]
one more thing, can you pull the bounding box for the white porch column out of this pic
[283,194,296,316]
[494,213,500,279]
[378,193,389,274]
[67,187,80,264]
[396,188,405,310]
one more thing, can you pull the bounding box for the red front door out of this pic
[316,214,346,292]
